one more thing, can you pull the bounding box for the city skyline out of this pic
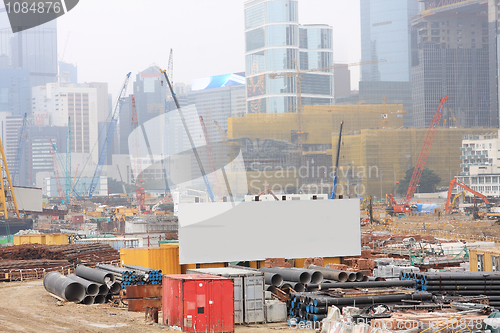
[50,0,360,98]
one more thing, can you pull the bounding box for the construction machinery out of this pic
[447,190,466,212]
[386,96,449,215]
[160,68,215,202]
[88,72,132,199]
[330,121,344,199]
[445,178,489,212]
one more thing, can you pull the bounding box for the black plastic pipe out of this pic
[43,271,86,303]
[260,267,311,284]
[67,274,99,296]
[310,292,431,306]
[425,285,500,291]
[425,279,500,285]
[75,265,115,285]
[307,265,348,283]
[314,280,415,290]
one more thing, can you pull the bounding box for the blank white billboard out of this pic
[178,199,361,264]
[14,187,43,212]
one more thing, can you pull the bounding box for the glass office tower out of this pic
[360,0,419,82]
[244,0,334,113]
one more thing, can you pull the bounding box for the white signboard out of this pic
[179,199,361,264]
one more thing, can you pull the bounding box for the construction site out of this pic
[4,0,500,331]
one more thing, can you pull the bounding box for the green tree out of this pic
[107,178,135,194]
[397,168,442,194]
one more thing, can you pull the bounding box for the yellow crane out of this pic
[269,58,388,152]
[0,138,19,219]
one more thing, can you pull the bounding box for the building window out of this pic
[493,256,499,272]
[477,254,484,271]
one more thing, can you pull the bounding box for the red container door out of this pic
[208,280,234,332]
[183,280,209,332]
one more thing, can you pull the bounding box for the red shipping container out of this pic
[163,274,234,333]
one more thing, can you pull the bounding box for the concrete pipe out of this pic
[97,283,109,295]
[67,274,99,296]
[260,267,311,284]
[75,265,115,285]
[262,272,283,287]
[80,295,94,305]
[281,281,305,292]
[109,282,121,295]
[43,271,85,303]
[307,265,348,283]
[94,295,106,304]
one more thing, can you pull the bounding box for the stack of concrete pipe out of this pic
[43,265,122,305]
[260,267,325,294]
[308,265,368,283]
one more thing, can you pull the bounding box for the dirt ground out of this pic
[0,280,313,333]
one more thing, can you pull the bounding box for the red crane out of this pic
[389,96,449,214]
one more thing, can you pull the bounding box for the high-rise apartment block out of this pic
[244,0,334,114]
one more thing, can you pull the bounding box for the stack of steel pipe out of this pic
[97,263,161,290]
[260,267,324,295]
[286,291,432,322]
[401,271,500,306]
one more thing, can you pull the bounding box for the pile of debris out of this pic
[0,243,120,281]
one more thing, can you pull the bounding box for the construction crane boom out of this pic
[88,72,132,199]
[160,69,215,202]
[12,113,27,186]
[402,96,449,204]
[0,138,19,218]
[330,121,344,199]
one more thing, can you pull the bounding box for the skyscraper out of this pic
[360,0,419,82]
[244,0,334,114]
[360,0,419,126]
[0,7,58,87]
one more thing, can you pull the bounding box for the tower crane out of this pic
[387,96,449,214]
[160,68,215,202]
[269,59,387,153]
[88,72,132,199]
[12,113,27,186]
[330,121,344,199]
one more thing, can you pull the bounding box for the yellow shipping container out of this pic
[120,246,181,275]
[324,257,342,266]
[14,233,69,245]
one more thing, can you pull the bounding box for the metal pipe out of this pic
[105,294,113,303]
[308,265,348,282]
[67,274,99,296]
[315,280,416,290]
[311,291,431,306]
[75,265,115,285]
[355,272,364,282]
[362,275,369,282]
[425,279,500,285]
[291,268,323,284]
[260,267,311,284]
[425,285,500,291]
[43,271,86,303]
[96,264,126,275]
[262,272,283,287]
[80,295,94,305]
[94,295,106,304]
[265,285,279,294]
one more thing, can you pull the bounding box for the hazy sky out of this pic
[57,0,360,97]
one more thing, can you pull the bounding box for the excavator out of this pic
[446,190,465,213]
[445,178,489,219]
